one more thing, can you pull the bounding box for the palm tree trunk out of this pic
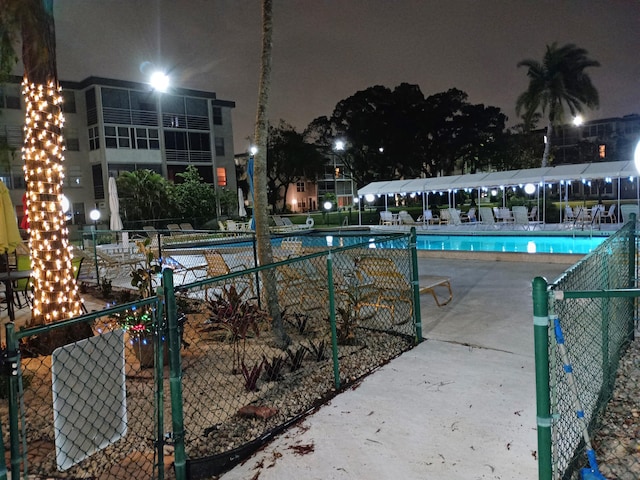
[254,0,290,349]
[541,122,553,168]
[18,0,89,352]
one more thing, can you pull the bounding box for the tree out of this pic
[267,121,325,212]
[516,42,600,167]
[174,166,216,225]
[253,0,289,349]
[117,169,174,223]
[0,0,92,352]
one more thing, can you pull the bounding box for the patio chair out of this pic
[179,223,195,231]
[353,256,413,324]
[419,275,453,307]
[599,204,616,223]
[438,209,450,225]
[564,205,577,223]
[93,248,145,280]
[417,209,439,225]
[398,211,418,225]
[528,205,538,221]
[379,211,394,225]
[460,207,477,223]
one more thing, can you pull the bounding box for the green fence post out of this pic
[533,276,552,480]
[154,294,166,480]
[164,269,187,480]
[327,252,340,390]
[409,227,422,342]
[92,228,100,286]
[628,213,637,340]
[5,323,22,478]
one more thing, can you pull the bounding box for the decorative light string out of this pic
[22,79,82,323]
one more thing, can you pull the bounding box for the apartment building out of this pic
[0,76,235,225]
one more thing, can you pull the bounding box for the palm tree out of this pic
[516,42,600,167]
[253,0,290,349]
[0,1,88,349]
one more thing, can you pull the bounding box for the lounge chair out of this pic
[445,208,461,226]
[179,223,195,231]
[479,207,499,229]
[599,204,616,223]
[204,250,254,299]
[418,275,453,306]
[438,209,450,225]
[277,238,304,259]
[379,211,395,225]
[167,224,182,234]
[512,206,542,230]
[354,256,413,324]
[528,206,538,221]
[620,204,639,223]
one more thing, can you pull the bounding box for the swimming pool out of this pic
[308,233,607,255]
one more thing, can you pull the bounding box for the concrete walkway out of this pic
[219,257,573,480]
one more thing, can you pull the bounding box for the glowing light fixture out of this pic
[365,194,375,203]
[524,183,536,195]
[149,71,170,92]
[634,140,640,174]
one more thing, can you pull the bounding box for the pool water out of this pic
[414,235,605,255]
[306,233,606,255]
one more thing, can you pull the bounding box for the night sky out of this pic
[48,0,640,153]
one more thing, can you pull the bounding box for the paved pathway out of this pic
[219,257,573,480]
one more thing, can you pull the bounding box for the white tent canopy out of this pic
[357,160,638,197]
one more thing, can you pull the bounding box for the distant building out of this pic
[553,114,640,164]
[0,76,235,225]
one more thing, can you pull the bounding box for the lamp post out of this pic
[89,208,101,284]
[323,201,332,226]
[333,140,345,209]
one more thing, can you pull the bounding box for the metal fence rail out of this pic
[0,230,421,479]
[533,216,639,480]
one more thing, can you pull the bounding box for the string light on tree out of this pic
[22,79,82,323]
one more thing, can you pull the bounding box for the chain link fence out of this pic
[0,230,420,479]
[533,217,640,480]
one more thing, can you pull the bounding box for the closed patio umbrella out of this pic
[238,188,247,218]
[108,177,123,231]
[0,181,22,255]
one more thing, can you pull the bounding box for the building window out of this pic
[217,167,227,186]
[65,128,80,151]
[88,126,100,150]
[212,107,223,125]
[105,126,133,149]
[0,85,21,109]
[214,137,225,156]
[135,128,160,149]
[599,144,606,158]
[296,182,305,192]
[62,90,76,113]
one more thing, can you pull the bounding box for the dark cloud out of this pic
[50,0,640,152]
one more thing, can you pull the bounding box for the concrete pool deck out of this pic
[219,257,574,480]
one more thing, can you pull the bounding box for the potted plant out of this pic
[113,238,165,368]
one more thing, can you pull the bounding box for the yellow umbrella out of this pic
[0,181,22,255]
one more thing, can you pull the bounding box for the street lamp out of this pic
[89,208,100,229]
[150,71,170,92]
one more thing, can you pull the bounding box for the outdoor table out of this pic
[0,269,32,322]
